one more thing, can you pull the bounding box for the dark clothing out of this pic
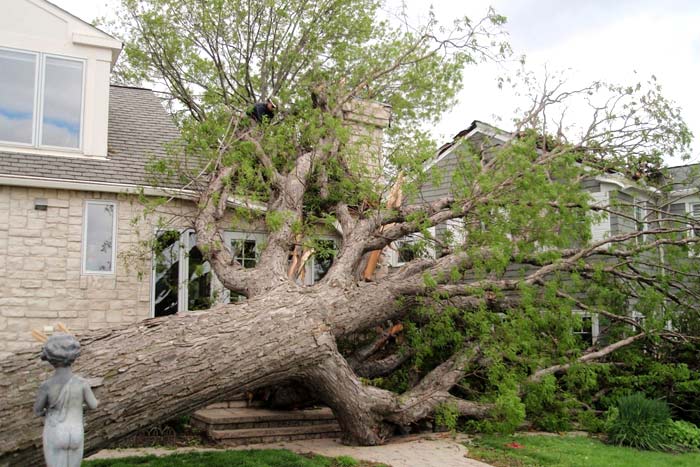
[249,102,275,123]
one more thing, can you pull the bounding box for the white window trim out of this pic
[389,228,436,268]
[634,199,647,244]
[81,200,117,275]
[573,311,599,345]
[688,202,700,237]
[0,46,85,152]
[218,231,267,302]
[223,231,267,253]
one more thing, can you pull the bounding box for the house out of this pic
[0,0,392,358]
[411,120,700,344]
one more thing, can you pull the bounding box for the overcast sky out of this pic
[53,0,700,165]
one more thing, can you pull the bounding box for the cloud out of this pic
[41,121,80,148]
[0,113,33,144]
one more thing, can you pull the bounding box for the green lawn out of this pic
[468,434,700,467]
[82,449,382,467]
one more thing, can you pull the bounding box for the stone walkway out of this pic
[88,433,493,467]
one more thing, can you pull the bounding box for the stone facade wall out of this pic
[0,186,156,358]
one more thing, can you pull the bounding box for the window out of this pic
[231,238,259,269]
[186,232,212,311]
[573,312,599,346]
[223,232,265,302]
[152,230,181,317]
[634,202,646,244]
[309,239,337,283]
[389,233,433,267]
[690,203,700,237]
[41,56,83,148]
[152,230,213,317]
[0,49,36,145]
[0,47,83,150]
[82,201,116,274]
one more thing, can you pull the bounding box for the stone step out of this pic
[192,407,336,431]
[205,399,262,409]
[210,422,342,445]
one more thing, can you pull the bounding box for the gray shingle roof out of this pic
[0,85,180,187]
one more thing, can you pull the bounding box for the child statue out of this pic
[34,332,98,467]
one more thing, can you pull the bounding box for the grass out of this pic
[82,449,384,467]
[468,434,700,467]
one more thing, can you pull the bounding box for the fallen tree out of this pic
[2,1,699,465]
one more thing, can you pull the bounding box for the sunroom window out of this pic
[0,47,83,150]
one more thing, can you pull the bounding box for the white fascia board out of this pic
[72,33,123,66]
[0,174,266,211]
[473,121,512,144]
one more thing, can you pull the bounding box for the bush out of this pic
[578,410,605,433]
[665,420,700,451]
[523,376,573,432]
[479,390,526,434]
[605,393,672,451]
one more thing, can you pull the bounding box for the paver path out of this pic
[88,433,493,467]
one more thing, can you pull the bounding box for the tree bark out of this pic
[0,281,489,465]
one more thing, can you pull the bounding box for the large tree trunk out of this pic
[0,281,486,466]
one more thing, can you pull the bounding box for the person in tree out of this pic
[248,98,277,123]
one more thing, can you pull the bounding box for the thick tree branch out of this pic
[354,350,414,378]
[194,165,258,296]
[528,332,646,383]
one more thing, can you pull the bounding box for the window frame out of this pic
[389,228,436,267]
[38,52,86,151]
[0,46,85,152]
[221,231,266,302]
[688,202,700,238]
[151,230,268,315]
[634,199,647,244]
[306,238,338,285]
[572,311,599,345]
[0,47,39,148]
[81,200,117,275]
[150,228,186,317]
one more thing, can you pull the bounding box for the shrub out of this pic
[523,375,576,432]
[483,390,526,434]
[605,393,672,451]
[578,410,605,433]
[664,420,700,451]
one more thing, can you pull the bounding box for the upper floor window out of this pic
[0,48,83,150]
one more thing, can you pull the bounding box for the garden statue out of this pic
[33,328,98,467]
